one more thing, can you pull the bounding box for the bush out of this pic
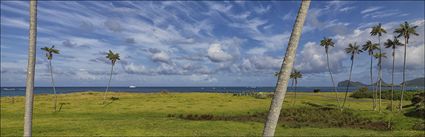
[313,89,320,93]
[405,92,425,119]
[350,87,420,100]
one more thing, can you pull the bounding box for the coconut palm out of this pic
[41,45,60,111]
[262,0,310,136]
[103,50,120,104]
[24,1,37,136]
[384,37,403,111]
[291,69,302,106]
[341,43,362,110]
[320,37,340,107]
[362,40,379,110]
[370,23,386,112]
[374,52,387,112]
[394,21,419,111]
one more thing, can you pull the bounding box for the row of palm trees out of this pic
[319,22,419,112]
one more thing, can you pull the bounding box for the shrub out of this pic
[405,92,425,119]
[313,89,320,93]
[350,87,420,100]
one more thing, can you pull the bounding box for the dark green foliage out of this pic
[404,93,425,119]
[171,107,392,131]
[350,87,420,100]
[313,89,320,93]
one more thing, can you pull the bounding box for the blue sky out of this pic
[1,1,424,87]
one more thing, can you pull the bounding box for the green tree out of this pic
[362,40,379,111]
[370,23,387,112]
[41,45,60,111]
[394,21,419,111]
[24,1,37,136]
[384,37,402,111]
[262,0,310,136]
[291,69,302,106]
[103,50,120,104]
[320,37,340,108]
[342,43,362,110]
[374,52,387,112]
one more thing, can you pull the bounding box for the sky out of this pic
[1,1,424,87]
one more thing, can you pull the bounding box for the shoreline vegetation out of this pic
[1,91,424,136]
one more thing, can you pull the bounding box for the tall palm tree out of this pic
[291,70,302,106]
[362,40,379,110]
[394,21,419,111]
[24,1,37,136]
[103,50,120,103]
[320,37,340,107]
[370,23,386,112]
[262,0,310,136]
[384,37,402,111]
[342,43,362,110]
[41,45,60,111]
[374,52,387,112]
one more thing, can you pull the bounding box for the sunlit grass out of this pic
[1,92,423,136]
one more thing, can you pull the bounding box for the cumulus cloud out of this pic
[207,43,233,63]
[151,51,171,64]
[123,63,149,74]
[295,42,345,74]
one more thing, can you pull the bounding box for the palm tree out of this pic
[262,0,310,136]
[384,37,402,111]
[320,37,340,107]
[41,45,60,111]
[291,70,302,106]
[341,43,362,110]
[24,1,37,136]
[394,21,419,111]
[374,52,387,112]
[362,40,379,110]
[370,23,386,112]
[103,50,120,104]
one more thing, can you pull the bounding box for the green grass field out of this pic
[1,91,424,136]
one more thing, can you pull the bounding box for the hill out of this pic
[337,80,367,87]
[402,77,424,87]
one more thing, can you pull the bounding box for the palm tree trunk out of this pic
[24,1,37,136]
[291,78,295,106]
[371,55,376,111]
[391,49,395,111]
[400,38,407,111]
[49,60,57,111]
[103,64,114,103]
[342,56,355,110]
[293,79,298,106]
[327,52,340,107]
[378,36,382,112]
[262,1,310,136]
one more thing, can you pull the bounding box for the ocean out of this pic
[0,86,423,97]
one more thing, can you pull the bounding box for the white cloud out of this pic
[361,6,382,14]
[207,43,233,63]
[151,51,171,64]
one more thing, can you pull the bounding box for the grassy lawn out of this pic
[1,92,423,136]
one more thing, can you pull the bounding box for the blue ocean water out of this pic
[0,86,423,97]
